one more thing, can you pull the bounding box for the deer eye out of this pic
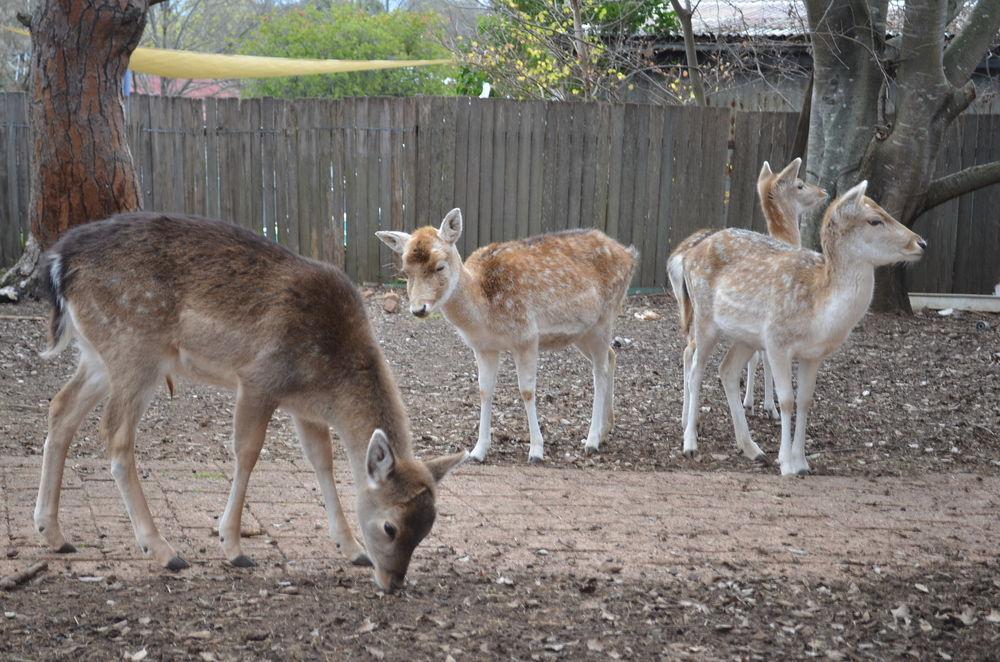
[384,522,397,540]
[868,219,883,226]
[796,183,804,189]
[435,263,446,272]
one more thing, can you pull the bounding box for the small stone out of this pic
[381,292,401,313]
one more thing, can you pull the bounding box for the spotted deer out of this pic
[671,181,925,475]
[742,158,828,419]
[377,210,637,463]
[35,213,466,592]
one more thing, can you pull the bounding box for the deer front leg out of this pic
[742,351,759,411]
[470,349,499,463]
[577,333,612,454]
[218,389,274,567]
[788,359,821,476]
[766,351,798,476]
[512,343,545,464]
[603,346,616,438]
[720,343,766,462]
[293,417,370,566]
[103,376,185,570]
[35,358,107,553]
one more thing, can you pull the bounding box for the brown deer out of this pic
[35,212,466,592]
[670,181,925,475]
[742,158,828,419]
[377,209,636,463]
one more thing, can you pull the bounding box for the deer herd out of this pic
[30,157,924,591]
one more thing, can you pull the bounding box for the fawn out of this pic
[35,212,466,592]
[670,181,925,475]
[377,209,636,463]
[742,158,828,419]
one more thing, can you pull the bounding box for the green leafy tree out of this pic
[457,0,678,101]
[240,4,455,98]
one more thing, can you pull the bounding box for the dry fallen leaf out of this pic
[891,604,911,626]
[357,618,378,634]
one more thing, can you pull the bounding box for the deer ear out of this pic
[424,451,468,483]
[777,157,802,181]
[366,429,396,487]
[375,231,411,255]
[438,208,463,244]
[758,161,773,181]
[839,180,868,210]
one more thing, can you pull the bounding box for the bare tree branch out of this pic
[669,0,706,106]
[943,0,1000,86]
[922,160,1000,213]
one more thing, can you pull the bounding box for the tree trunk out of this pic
[2,0,150,297]
[871,265,913,313]
[28,0,148,249]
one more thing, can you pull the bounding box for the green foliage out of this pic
[458,0,679,101]
[240,4,455,98]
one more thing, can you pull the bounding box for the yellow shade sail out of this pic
[3,25,453,78]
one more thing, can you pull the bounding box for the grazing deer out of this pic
[377,210,636,463]
[671,181,925,475]
[35,213,466,592]
[742,158,828,419]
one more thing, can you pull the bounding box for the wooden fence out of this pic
[1,92,997,293]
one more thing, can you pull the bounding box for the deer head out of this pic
[376,209,465,318]
[822,181,927,266]
[357,430,466,592]
[758,158,828,216]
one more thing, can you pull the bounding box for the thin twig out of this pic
[0,561,48,591]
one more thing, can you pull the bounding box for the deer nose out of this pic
[917,238,928,250]
[411,304,428,318]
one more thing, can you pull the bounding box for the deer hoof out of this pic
[682,449,697,459]
[56,542,77,554]
[351,552,373,567]
[753,453,769,465]
[527,455,543,465]
[230,555,256,568]
[166,556,190,572]
[796,468,811,477]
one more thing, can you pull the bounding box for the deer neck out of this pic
[333,345,414,478]
[761,194,802,247]
[814,235,875,337]
[440,264,487,333]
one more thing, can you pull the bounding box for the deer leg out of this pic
[788,359,821,476]
[103,366,184,570]
[293,416,370,566]
[470,349,500,463]
[742,351,759,411]
[720,343,766,462]
[683,331,717,458]
[762,353,779,421]
[603,346,616,438]
[217,388,274,567]
[512,343,544,464]
[766,351,797,476]
[34,353,108,553]
[576,333,611,454]
[681,340,694,429]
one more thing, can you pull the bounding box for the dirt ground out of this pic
[1,293,999,660]
[2,293,998,477]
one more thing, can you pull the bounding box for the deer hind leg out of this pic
[218,388,274,567]
[293,416,370,566]
[766,350,797,476]
[603,346,617,437]
[34,351,108,553]
[576,331,612,454]
[470,349,500,463]
[762,354,779,421]
[681,339,694,429]
[788,359,821,476]
[742,351,759,411]
[512,343,544,464]
[720,343,766,462]
[683,329,718,458]
[102,362,186,570]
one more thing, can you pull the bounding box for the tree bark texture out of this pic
[803,0,1000,312]
[27,0,149,250]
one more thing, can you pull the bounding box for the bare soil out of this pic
[2,293,998,477]
[2,562,999,660]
